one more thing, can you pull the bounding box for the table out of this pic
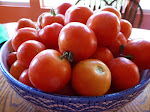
[0,23,150,112]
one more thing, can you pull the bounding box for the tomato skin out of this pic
[71,59,111,96]
[86,11,120,46]
[16,18,36,30]
[39,23,63,49]
[91,46,114,66]
[64,6,93,25]
[28,49,71,92]
[108,57,140,92]
[41,13,64,28]
[19,69,34,87]
[55,2,72,15]
[58,22,97,62]
[17,40,46,68]
[12,27,39,51]
[10,60,27,80]
[123,39,150,70]
[7,52,17,67]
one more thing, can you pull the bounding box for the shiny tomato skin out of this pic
[58,22,97,62]
[123,39,150,70]
[12,27,39,51]
[28,49,71,92]
[108,57,140,92]
[7,52,17,67]
[71,59,111,96]
[39,23,63,49]
[86,11,120,46]
[17,40,46,68]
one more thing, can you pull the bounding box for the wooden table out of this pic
[0,23,150,112]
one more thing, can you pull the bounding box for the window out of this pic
[140,0,150,10]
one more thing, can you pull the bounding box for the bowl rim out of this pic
[0,39,150,101]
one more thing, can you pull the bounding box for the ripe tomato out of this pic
[91,46,114,66]
[71,59,111,96]
[19,69,34,87]
[17,40,46,68]
[12,27,39,51]
[108,57,140,92]
[39,23,63,49]
[86,11,120,46]
[123,39,150,70]
[41,10,64,28]
[107,32,127,57]
[7,52,17,67]
[16,18,36,30]
[58,22,97,62]
[37,12,49,29]
[100,6,121,20]
[55,2,72,15]
[64,6,93,25]
[10,60,27,80]
[120,19,132,39]
[28,49,71,92]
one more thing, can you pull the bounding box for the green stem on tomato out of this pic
[50,8,56,16]
[59,51,73,63]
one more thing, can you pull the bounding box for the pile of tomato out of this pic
[7,2,150,96]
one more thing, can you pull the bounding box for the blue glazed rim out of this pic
[0,40,150,103]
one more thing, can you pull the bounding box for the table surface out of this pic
[0,23,150,112]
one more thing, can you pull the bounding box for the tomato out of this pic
[120,19,132,39]
[37,12,49,29]
[86,11,120,46]
[71,59,111,96]
[41,9,64,28]
[55,2,72,15]
[17,40,46,68]
[108,57,140,92]
[100,6,121,20]
[12,27,39,51]
[64,6,93,25]
[91,46,114,66]
[58,22,97,62]
[16,18,36,30]
[39,23,63,49]
[123,39,150,70]
[7,52,17,67]
[107,32,127,57]
[28,49,71,92]
[19,69,34,87]
[10,60,27,80]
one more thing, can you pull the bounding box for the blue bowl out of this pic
[1,40,150,112]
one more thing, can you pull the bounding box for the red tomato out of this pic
[108,57,140,92]
[123,39,150,70]
[12,27,39,51]
[19,69,34,87]
[7,52,17,67]
[10,60,27,80]
[58,22,97,62]
[17,40,46,68]
[107,32,127,57]
[41,10,64,28]
[37,12,49,29]
[55,2,72,15]
[39,23,63,49]
[64,6,93,25]
[71,59,111,96]
[91,46,114,66]
[16,18,36,30]
[86,11,120,46]
[28,49,71,92]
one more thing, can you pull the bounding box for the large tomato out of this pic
[58,22,97,62]
[123,39,150,70]
[39,23,63,49]
[86,11,120,46]
[64,5,93,25]
[71,59,111,96]
[108,57,140,92]
[28,49,71,92]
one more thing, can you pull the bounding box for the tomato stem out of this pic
[120,45,125,54]
[59,51,73,63]
[50,8,56,16]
